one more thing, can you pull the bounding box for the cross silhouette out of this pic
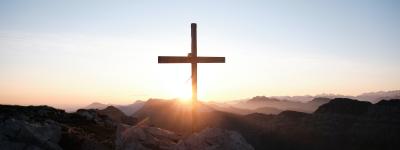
[158,23,225,133]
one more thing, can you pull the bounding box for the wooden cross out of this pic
[158,23,225,133]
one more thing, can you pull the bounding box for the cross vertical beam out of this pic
[191,23,198,133]
[157,23,225,134]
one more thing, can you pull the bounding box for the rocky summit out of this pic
[0,104,253,150]
[0,105,118,150]
[115,125,254,150]
[174,128,254,150]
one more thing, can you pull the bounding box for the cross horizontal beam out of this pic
[158,56,225,63]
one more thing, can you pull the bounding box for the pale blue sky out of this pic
[0,0,399,109]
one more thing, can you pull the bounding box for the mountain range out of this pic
[2,90,399,150]
[84,100,146,116]
[245,90,400,102]
[130,98,400,150]
[84,90,400,116]
[0,103,253,150]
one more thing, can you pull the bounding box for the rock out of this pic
[60,109,118,150]
[0,118,62,150]
[75,109,115,127]
[59,126,112,150]
[116,125,181,150]
[0,105,119,150]
[174,128,254,150]
[0,105,64,150]
[76,109,99,120]
[115,126,254,150]
[0,105,66,122]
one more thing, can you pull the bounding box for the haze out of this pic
[1,0,399,110]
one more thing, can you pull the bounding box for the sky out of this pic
[0,0,399,110]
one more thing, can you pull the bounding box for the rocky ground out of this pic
[0,104,254,150]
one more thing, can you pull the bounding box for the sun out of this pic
[160,76,192,101]
[157,66,193,101]
[172,83,192,101]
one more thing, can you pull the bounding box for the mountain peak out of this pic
[314,98,372,115]
[97,106,137,125]
[103,105,119,111]
[248,96,280,103]
[84,102,108,109]
[376,99,400,106]
[309,97,331,103]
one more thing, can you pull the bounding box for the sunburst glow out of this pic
[159,69,192,101]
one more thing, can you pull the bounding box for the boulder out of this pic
[75,109,115,127]
[116,126,254,150]
[174,128,254,150]
[116,125,181,150]
[0,118,62,150]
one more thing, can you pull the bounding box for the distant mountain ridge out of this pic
[232,96,331,113]
[83,100,145,116]
[84,102,108,109]
[244,90,400,102]
[213,90,400,114]
[83,90,399,116]
[96,106,137,125]
[357,90,400,103]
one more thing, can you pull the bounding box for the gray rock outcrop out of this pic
[175,128,254,150]
[115,126,254,150]
[116,125,181,150]
[0,119,62,150]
